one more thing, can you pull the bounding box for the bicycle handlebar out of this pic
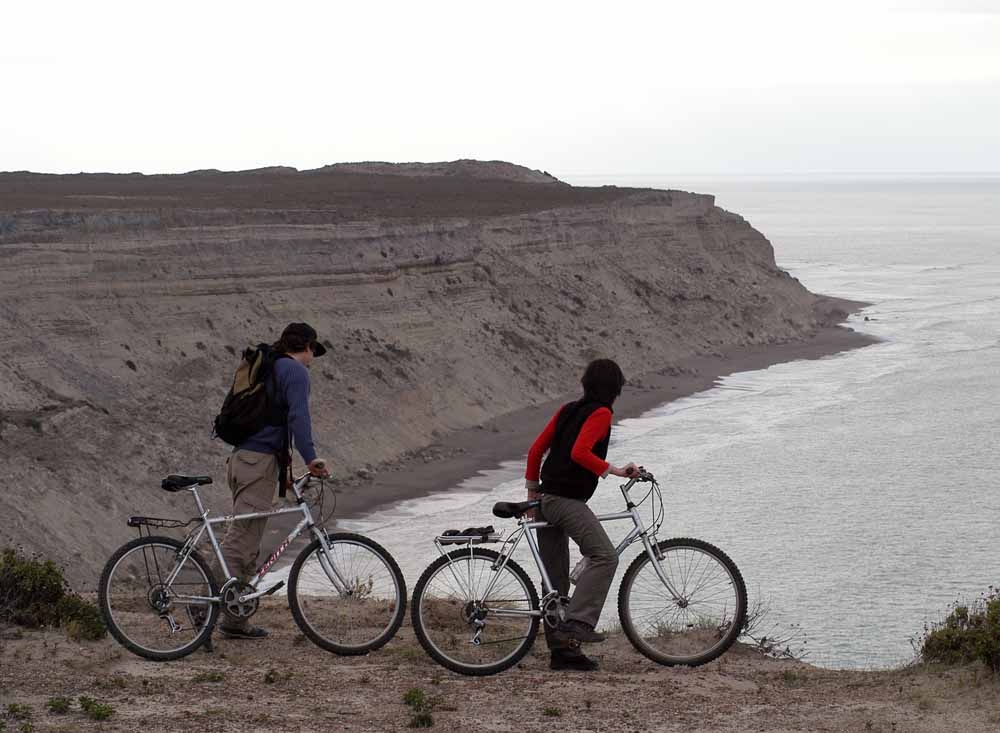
[624,466,655,483]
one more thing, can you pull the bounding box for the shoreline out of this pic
[326,313,879,525]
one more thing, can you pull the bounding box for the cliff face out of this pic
[0,166,830,584]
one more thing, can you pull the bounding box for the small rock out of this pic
[356,467,375,480]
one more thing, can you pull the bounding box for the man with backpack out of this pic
[213,322,331,639]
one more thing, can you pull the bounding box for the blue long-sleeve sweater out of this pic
[238,357,317,465]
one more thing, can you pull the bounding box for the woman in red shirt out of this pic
[525,359,637,671]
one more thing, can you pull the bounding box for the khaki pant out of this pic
[538,493,619,637]
[217,449,279,582]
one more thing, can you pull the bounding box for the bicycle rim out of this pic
[619,538,747,666]
[413,549,538,675]
[288,534,405,654]
[100,537,216,660]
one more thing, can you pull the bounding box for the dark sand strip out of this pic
[327,322,878,523]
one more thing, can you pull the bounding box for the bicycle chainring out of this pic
[222,582,259,619]
[541,593,569,629]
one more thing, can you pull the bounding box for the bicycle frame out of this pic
[161,473,352,607]
[435,476,683,622]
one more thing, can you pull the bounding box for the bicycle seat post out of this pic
[188,486,209,517]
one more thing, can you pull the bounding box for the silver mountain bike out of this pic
[98,470,406,661]
[410,468,747,675]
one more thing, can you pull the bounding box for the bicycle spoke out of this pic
[621,541,745,666]
[289,534,405,654]
[414,550,538,674]
[101,538,214,659]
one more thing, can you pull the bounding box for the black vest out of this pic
[539,399,611,502]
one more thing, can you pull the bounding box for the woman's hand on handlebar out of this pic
[609,462,639,478]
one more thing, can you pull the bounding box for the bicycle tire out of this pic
[98,535,219,661]
[411,547,539,676]
[287,532,406,655]
[618,537,747,667]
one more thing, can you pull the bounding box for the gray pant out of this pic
[538,493,619,634]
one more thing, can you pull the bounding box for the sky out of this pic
[2,0,999,176]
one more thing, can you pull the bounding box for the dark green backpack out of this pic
[213,344,290,446]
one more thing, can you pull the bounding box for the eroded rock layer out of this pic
[0,165,838,583]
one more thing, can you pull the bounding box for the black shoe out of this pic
[187,605,210,631]
[218,624,269,640]
[553,619,607,645]
[550,649,599,671]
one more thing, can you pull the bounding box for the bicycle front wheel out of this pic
[287,532,406,655]
[98,535,218,661]
[411,548,539,676]
[619,537,747,667]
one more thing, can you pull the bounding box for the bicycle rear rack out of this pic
[126,516,197,539]
[434,529,505,546]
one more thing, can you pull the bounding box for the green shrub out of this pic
[403,687,436,728]
[0,549,65,627]
[0,547,105,639]
[78,697,114,721]
[402,688,427,709]
[193,671,225,683]
[409,712,433,728]
[46,697,71,714]
[5,704,31,721]
[921,589,1000,671]
[57,595,106,641]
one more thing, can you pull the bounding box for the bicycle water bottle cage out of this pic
[491,500,540,519]
[161,475,213,492]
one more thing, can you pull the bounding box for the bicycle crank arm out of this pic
[238,581,285,603]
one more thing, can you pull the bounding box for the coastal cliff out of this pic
[0,162,848,584]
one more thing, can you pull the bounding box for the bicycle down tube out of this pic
[165,476,351,606]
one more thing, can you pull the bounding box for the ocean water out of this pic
[330,175,1000,670]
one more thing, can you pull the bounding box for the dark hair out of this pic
[581,358,625,406]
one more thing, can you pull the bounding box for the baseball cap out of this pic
[280,322,327,357]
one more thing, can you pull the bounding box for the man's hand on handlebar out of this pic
[308,458,331,478]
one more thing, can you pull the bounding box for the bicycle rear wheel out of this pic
[618,537,747,667]
[411,548,539,676]
[98,535,218,661]
[287,532,406,655]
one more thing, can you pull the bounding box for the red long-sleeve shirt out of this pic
[525,405,612,481]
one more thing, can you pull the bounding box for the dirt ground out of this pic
[1,606,995,732]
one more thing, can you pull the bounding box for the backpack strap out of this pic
[270,354,292,498]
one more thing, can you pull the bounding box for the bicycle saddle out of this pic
[492,500,540,519]
[161,475,213,491]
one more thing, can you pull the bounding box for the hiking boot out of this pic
[552,619,607,645]
[550,648,599,671]
[218,624,269,640]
